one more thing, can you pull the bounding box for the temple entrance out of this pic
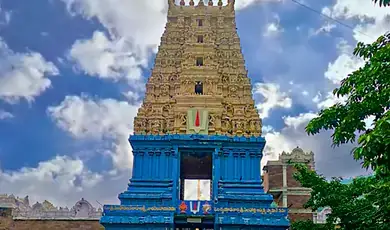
[179,149,213,201]
[175,216,214,230]
[175,223,214,230]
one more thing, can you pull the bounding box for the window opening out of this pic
[197,35,204,43]
[198,19,203,26]
[196,57,203,66]
[195,81,203,95]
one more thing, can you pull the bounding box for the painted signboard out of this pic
[103,202,288,217]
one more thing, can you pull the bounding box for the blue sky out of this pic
[0,0,388,207]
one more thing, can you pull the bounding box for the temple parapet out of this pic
[168,0,235,17]
[0,195,102,220]
[280,146,315,168]
[169,0,234,7]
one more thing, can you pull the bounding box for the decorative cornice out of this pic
[130,134,265,143]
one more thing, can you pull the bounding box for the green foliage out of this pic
[291,220,329,230]
[372,0,390,6]
[292,165,390,230]
[305,32,390,174]
[293,32,390,229]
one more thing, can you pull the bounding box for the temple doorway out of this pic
[175,223,214,230]
[179,149,213,201]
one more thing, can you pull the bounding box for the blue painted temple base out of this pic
[100,134,290,229]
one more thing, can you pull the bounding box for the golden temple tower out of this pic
[102,2,291,229]
[133,0,262,137]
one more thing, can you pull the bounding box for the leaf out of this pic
[299,31,390,229]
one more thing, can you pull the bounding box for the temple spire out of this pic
[133,0,262,137]
[167,0,174,8]
[208,0,214,6]
[228,0,235,9]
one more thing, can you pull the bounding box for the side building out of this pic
[0,194,103,230]
[263,147,315,222]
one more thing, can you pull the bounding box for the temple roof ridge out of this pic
[279,146,314,164]
[0,194,101,211]
[0,195,103,220]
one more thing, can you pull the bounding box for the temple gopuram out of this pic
[100,0,290,229]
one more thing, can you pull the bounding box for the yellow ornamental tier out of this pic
[133,0,262,137]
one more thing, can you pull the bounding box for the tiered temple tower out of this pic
[101,1,290,229]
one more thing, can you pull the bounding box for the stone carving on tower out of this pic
[133,0,262,137]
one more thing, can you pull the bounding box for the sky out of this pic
[0,0,388,208]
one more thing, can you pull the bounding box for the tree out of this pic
[306,32,390,175]
[291,33,390,229]
[291,165,389,230]
[372,0,390,6]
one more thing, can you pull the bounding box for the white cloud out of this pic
[283,112,318,129]
[324,40,365,85]
[47,95,140,169]
[68,31,146,83]
[0,110,13,120]
[0,6,11,25]
[309,22,336,37]
[61,0,278,81]
[310,1,388,110]
[0,38,59,103]
[328,0,390,43]
[316,91,347,109]
[253,82,292,118]
[61,0,168,57]
[264,22,284,37]
[0,155,130,207]
[263,14,283,37]
[316,39,364,109]
[262,125,275,134]
[263,113,369,178]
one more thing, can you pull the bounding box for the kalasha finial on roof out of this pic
[198,0,205,6]
[218,0,223,6]
[189,0,195,6]
[208,0,214,6]
[180,0,185,6]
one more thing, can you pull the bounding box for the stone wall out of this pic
[0,216,13,230]
[288,213,313,222]
[1,218,103,230]
[287,165,301,187]
[266,165,283,189]
[0,196,104,230]
[287,195,310,209]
